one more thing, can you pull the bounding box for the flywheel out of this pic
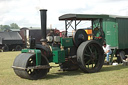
[73,29,88,47]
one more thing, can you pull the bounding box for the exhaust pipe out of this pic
[40,9,47,42]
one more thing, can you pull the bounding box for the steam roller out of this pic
[12,9,105,80]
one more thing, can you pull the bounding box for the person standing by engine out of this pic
[102,42,112,64]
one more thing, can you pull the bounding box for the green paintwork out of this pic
[117,19,128,49]
[35,50,41,66]
[102,18,128,49]
[103,18,118,47]
[61,37,74,47]
[52,46,60,50]
[21,49,30,53]
[92,17,128,49]
[51,47,65,63]
[21,49,41,66]
[52,50,65,63]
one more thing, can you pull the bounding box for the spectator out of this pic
[102,42,112,64]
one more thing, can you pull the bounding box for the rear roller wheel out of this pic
[77,40,104,73]
[13,53,49,80]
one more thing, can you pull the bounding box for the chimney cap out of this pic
[40,9,47,11]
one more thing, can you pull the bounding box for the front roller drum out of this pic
[77,40,105,73]
[13,53,49,80]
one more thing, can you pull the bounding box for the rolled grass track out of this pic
[0,51,128,85]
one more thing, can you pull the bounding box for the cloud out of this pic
[103,0,127,2]
[0,0,40,26]
[0,0,128,30]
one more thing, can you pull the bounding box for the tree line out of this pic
[0,23,20,31]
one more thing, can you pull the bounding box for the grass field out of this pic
[0,51,128,85]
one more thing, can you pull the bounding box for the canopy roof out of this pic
[59,14,128,20]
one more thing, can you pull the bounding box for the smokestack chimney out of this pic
[40,9,47,42]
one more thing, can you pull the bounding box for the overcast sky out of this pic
[0,0,128,31]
